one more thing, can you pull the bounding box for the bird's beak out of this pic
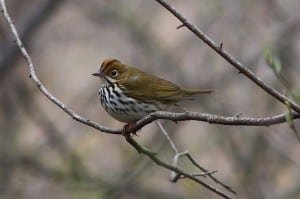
[92,72,102,77]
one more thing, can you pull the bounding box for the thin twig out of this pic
[156,121,178,153]
[156,122,235,194]
[178,170,218,178]
[125,136,233,199]
[185,153,236,194]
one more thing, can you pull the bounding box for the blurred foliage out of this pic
[292,89,300,103]
[1,0,300,199]
[263,47,282,76]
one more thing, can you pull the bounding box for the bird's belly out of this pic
[99,86,158,123]
[105,107,149,123]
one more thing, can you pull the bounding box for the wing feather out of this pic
[120,70,183,104]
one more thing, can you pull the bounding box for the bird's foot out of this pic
[122,123,137,140]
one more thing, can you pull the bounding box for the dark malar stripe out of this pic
[106,86,112,99]
[102,88,109,104]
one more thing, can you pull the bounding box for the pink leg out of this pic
[122,123,137,139]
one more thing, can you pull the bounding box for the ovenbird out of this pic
[93,59,213,133]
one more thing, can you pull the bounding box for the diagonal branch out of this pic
[154,0,300,114]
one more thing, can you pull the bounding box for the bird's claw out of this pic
[122,123,137,140]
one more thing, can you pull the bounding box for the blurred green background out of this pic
[0,0,300,198]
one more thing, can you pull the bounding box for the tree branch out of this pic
[127,110,300,134]
[156,121,235,194]
[125,136,233,199]
[154,0,300,114]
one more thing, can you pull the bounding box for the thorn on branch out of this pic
[176,24,186,29]
[28,74,32,78]
[233,112,242,118]
[219,42,223,50]
[0,9,4,14]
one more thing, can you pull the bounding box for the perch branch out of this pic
[126,110,300,134]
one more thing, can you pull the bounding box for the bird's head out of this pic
[92,59,128,84]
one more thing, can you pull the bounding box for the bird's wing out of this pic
[120,71,183,104]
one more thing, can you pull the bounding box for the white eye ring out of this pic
[110,70,118,77]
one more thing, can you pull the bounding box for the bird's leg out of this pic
[122,123,137,139]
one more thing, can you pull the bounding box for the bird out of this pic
[92,59,214,136]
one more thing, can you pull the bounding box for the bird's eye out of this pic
[110,70,118,77]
